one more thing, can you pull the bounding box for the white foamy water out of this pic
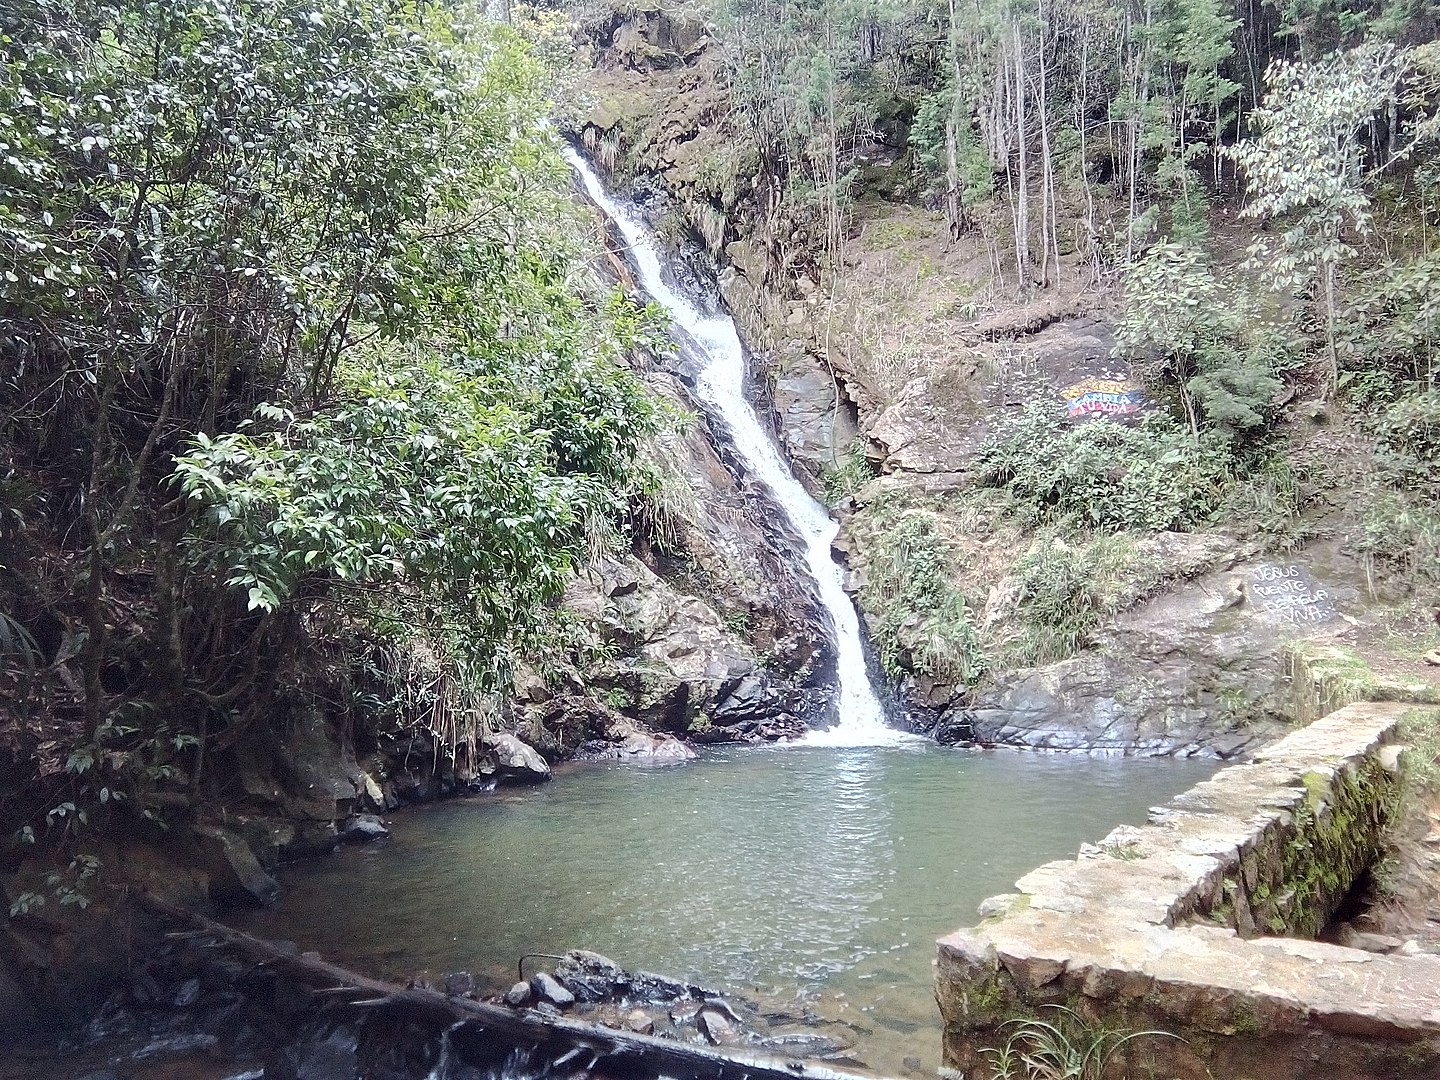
[564,147,904,746]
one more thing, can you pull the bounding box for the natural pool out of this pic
[236,743,1219,1076]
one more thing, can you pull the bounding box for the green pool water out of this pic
[236,743,1218,1075]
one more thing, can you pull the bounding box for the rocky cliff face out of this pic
[560,0,1440,757]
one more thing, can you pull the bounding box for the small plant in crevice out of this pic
[858,498,986,687]
[993,534,1152,669]
[820,441,875,504]
[983,1005,1181,1080]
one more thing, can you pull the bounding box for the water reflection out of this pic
[237,745,1216,1074]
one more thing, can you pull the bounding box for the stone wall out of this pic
[935,701,1440,1080]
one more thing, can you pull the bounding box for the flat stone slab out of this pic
[936,702,1440,1080]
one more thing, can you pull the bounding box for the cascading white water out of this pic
[564,147,905,747]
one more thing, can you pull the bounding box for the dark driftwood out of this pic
[132,890,886,1080]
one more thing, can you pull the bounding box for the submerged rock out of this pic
[338,813,389,843]
[443,972,476,997]
[192,825,281,908]
[554,950,628,1002]
[531,972,575,1008]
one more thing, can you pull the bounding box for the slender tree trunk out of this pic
[1324,256,1339,398]
[1012,21,1030,288]
[1035,0,1057,287]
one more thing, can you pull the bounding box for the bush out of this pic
[1339,253,1440,400]
[994,534,1149,668]
[858,499,986,686]
[1116,242,1284,440]
[821,441,876,503]
[1372,391,1440,498]
[1349,391,1440,585]
[974,407,1232,533]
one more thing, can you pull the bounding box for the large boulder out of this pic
[192,825,281,908]
[485,734,551,784]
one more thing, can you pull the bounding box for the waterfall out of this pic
[564,147,904,747]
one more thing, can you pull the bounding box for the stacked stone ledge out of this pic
[935,701,1440,1080]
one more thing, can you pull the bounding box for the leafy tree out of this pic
[1117,241,1283,438]
[1227,44,1405,395]
[1,0,659,858]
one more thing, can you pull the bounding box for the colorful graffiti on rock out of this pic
[1060,377,1145,419]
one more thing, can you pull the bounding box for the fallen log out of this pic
[130,889,889,1080]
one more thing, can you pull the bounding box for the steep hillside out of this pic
[559,0,1440,754]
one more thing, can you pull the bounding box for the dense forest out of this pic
[0,0,674,906]
[2,0,1439,919]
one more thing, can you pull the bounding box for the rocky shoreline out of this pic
[5,894,877,1080]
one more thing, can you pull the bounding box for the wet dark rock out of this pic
[629,970,693,1002]
[193,825,281,908]
[533,1000,563,1018]
[338,813,389,843]
[756,1033,846,1055]
[531,972,575,1008]
[554,950,628,1002]
[174,977,202,1007]
[504,981,532,1007]
[288,1028,359,1080]
[713,674,777,723]
[444,971,476,997]
[135,1032,219,1059]
[927,709,976,746]
[696,1008,738,1045]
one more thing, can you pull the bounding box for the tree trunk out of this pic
[1012,21,1031,288]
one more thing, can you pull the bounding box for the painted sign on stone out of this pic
[1249,563,1336,625]
[1060,377,1144,419]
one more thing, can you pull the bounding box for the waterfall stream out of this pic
[564,148,902,747]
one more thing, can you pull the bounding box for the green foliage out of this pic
[1230,45,1402,257]
[1398,708,1440,792]
[859,498,986,686]
[1228,44,1406,391]
[975,406,1232,532]
[984,1005,1179,1080]
[1214,453,1317,550]
[1372,391,1440,496]
[1117,241,1284,439]
[0,0,661,878]
[820,441,876,503]
[997,534,1148,668]
[909,84,993,205]
[1350,391,1440,585]
[1340,252,1440,399]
